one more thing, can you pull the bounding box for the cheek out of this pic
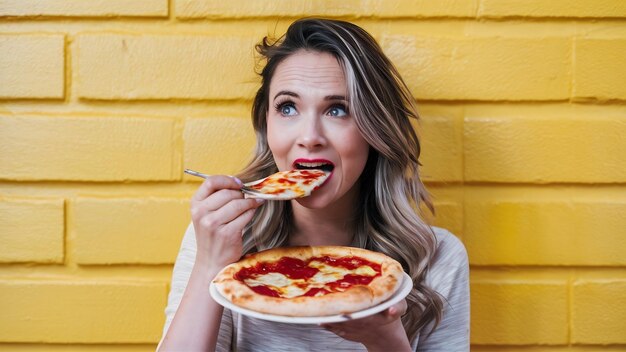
[267,130,278,154]
[266,117,289,166]
[340,131,370,176]
[266,116,278,147]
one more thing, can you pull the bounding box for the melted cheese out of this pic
[310,270,344,285]
[246,170,328,197]
[308,261,349,285]
[279,284,307,298]
[354,265,377,276]
[246,262,378,298]
[244,272,293,287]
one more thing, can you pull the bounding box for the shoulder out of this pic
[431,226,468,268]
[424,227,469,291]
[417,227,471,350]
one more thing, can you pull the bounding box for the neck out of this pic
[288,186,359,247]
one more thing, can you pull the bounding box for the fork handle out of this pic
[185,169,253,193]
[184,169,210,179]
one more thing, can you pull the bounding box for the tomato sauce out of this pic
[249,179,271,190]
[249,170,324,191]
[235,255,381,298]
[291,170,324,180]
[249,285,280,297]
[326,274,377,290]
[277,178,296,185]
[235,257,319,281]
[303,287,330,297]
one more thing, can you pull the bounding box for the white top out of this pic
[161,224,470,351]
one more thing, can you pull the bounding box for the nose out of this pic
[296,115,327,150]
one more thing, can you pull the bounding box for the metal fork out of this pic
[184,169,262,197]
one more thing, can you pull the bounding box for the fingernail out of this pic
[255,198,265,204]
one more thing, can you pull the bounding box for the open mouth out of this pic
[293,159,335,174]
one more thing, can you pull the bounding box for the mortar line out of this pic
[64,34,71,104]
[567,268,574,345]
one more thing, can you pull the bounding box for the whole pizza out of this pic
[212,246,405,317]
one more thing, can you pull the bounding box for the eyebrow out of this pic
[325,95,348,102]
[273,90,348,102]
[274,91,298,101]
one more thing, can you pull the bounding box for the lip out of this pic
[292,158,334,187]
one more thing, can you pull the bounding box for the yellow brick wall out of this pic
[1,1,625,350]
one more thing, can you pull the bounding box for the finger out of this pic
[397,299,408,315]
[393,299,408,317]
[222,201,264,233]
[386,301,407,319]
[200,189,245,211]
[191,189,243,221]
[387,306,400,318]
[192,176,243,201]
[212,198,264,225]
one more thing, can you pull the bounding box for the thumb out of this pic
[386,306,402,319]
[386,300,407,319]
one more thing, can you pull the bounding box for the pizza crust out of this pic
[212,246,405,317]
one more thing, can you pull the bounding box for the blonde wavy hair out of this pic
[236,18,443,341]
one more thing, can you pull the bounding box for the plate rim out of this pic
[209,272,412,324]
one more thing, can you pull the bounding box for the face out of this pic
[266,50,370,209]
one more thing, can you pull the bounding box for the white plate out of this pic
[209,272,412,324]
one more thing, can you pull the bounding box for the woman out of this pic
[159,18,469,351]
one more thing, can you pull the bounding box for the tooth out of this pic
[298,162,328,167]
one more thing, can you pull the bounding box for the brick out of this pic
[574,39,626,101]
[76,34,258,100]
[417,115,463,182]
[364,0,478,17]
[479,0,626,18]
[431,201,463,239]
[0,197,64,263]
[0,344,156,352]
[184,117,255,176]
[465,200,626,266]
[471,281,568,345]
[0,281,165,343]
[0,0,167,17]
[0,34,64,99]
[380,36,570,101]
[572,280,626,344]
[464,116,626,183]
[72,197,189,264]
[0,115,179,182]
[471,347,614,352]
[176,0,477,19]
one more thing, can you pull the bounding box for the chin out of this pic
[294,193,331,209]
[295,183,341,208]
[294,181,351,209]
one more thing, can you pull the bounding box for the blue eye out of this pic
[327,105,348,118]
[277,103,297,117]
